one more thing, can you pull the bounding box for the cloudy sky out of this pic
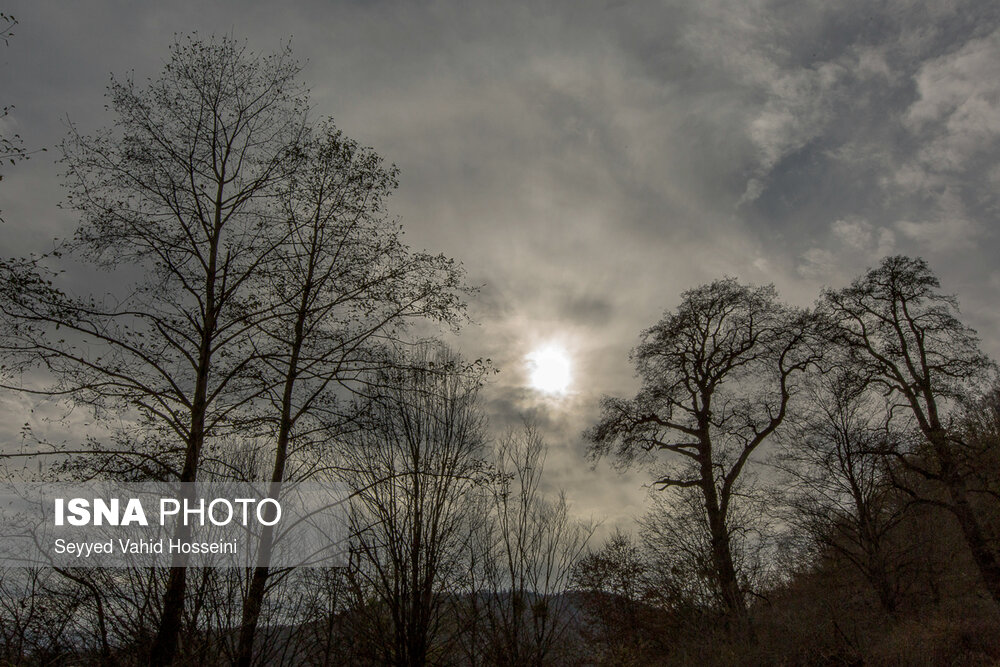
[3,0,999,528]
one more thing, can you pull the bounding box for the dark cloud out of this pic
[3,0,1000,529]
[556,293,615,326]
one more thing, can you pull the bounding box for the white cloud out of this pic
[799,218,897,281]
[831,218,895,254]
[742,59,846,200]
[831,218,872,249]
[903,29,1000,179]
[894,218,980,252]
[797,247,837,279]
[853,45,893,81]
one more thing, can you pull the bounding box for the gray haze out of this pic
[2,0,999,528]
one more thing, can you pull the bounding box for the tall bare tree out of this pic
[473,426,593,666]
[234,122,469,667]
[0,35,309,664]
[588,279,818,621]
[775,369,909,613]
[340,346,488,666]
[821,255,1000,606]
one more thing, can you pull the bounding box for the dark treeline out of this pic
[1,35,999,666]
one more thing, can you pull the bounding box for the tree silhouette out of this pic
[588,279,819,621]
[234,122,469,667]
[0,34,309,664]
[821,255,1000,607]
[775,368,909,613]
[339,346,488,666]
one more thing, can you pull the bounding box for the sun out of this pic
[526,344,572,395]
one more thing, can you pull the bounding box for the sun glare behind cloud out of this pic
[526,344,572,395]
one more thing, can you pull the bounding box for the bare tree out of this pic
[234,121,469,667]
[587,279,818,622]
[0,35,309,664]
[820,255,1000,606]
[570,530,668,664]
[473,425,594,666]
[955,385,1000,504]
[0,568,80,664]
[339,345,488,666]
[276,568,358,666]
[775,369,910,613]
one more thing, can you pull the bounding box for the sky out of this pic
[2,0,999,530]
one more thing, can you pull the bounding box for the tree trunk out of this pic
[236,232,317,667]
[944,469,1000,605]
[149,253,218,666]
[708,509,746,620]
[927,428,1000,607]
[702,470,747,622]
[235,566,271,667]
[234,322,303,666]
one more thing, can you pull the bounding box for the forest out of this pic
[1,30,999,667]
